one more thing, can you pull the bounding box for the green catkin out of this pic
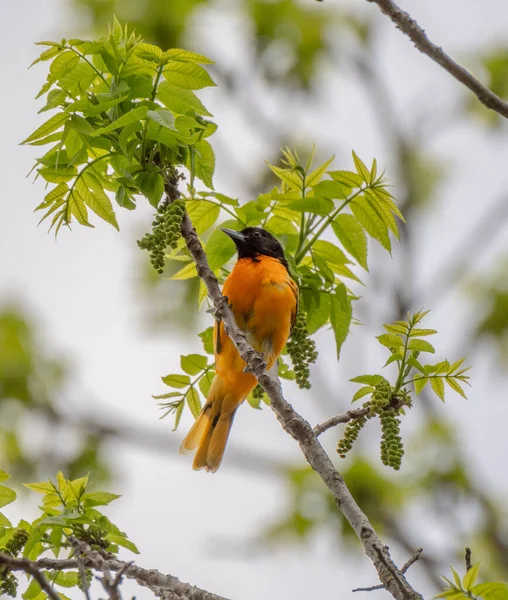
[0,529,29,598]
[337,415,368,458]
[337,381,400,462]
[137,198,186,274]
[380,411,404,470]
[251,384,265,401]
[286,310,318,389]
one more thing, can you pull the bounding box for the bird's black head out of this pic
[221,227,288,268]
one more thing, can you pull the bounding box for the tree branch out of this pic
[3,539,229,600]
[168,174,423,600]
[353,548,423,593]
[314,395,407,437]
[0,552,61,600]
[365,0,508,120]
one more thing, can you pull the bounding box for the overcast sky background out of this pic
[2,0,508,598]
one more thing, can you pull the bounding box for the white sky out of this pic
[2,0,508,598]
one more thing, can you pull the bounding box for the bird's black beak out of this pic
[221,228,246,243]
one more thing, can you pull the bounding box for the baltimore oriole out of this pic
[179,227,298,472]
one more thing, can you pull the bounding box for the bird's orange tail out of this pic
[179,378,241,473]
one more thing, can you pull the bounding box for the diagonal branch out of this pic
[365,0,508,120]
[0,552,61,600]
[4,540,229,600]
[167,173,423,600]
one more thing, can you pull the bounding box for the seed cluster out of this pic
[336,382,407,470]
[286,310,318,389]
[0,529,29,597]
[77,569,94,592]
[380,411,404,470]
[137,198,186,274]
[251,384,265,402]
[337,414,368,458]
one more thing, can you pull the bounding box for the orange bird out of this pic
[180,227,298,472]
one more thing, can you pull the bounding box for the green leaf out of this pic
[384,352,403,367]
[329,285,352,360]
[266,164,302,191]
[463,563,480,591]
[30,45,64,67]
[186,387,202,418]
[81,492,121,507]
[384,323,408,335]
[407,356,427,374]
[328,170,363,188]
[352,150,371,183]
[153,391,182,400]
[106,533,139,554]
[350,196,391,252]
[157,81,212,117]
[352,386,375,402]
[306,292,331,335]
[170,262,197,280]
[0,486,16,508]
[0,470,10,483]
[22,112,70,144]
[68,188,93,227]
[286,197,334,216]
[350,374,389,386]
[408,339,435,353]
[0,512,12,527]
[186,200,220,234]
[173,400,185,431]
[181,354,208,376]
[205,226,237,270]
[365,188,400,239]
[376,333,404,348]
[445,377,467,399]
[430,376,445,401]
[306,155,334,187]
[192,140,215,188]
[77,175,119,230]
[163,61,216,89]
[23,578,42,600]
[162,49,214,64]
[162,374,191,388]
[93,106,148,135]
[24,481,55,494]
[147,109,176,130]
[198,370,214,397]
[137,172,164,208]
[450,566,462,590]
[470,582,508,598]
[331,214,368,270]
[313,240,350,265]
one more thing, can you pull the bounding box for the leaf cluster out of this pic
[24,17,217,234]
[0,469,137,599]
[339,311,471,469]
[437,562,508,600]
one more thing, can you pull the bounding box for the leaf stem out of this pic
[295,186,366,264]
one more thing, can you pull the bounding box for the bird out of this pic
[179,226,298,472]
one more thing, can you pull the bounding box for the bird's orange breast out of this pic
[214,256,298,394]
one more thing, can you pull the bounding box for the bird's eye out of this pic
[252,230,261,237]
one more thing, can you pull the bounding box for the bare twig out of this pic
[168,173,423,600]
[0,552,61,600]
[353,548,424,593]
[465,547,472,571]
[365,0,508,120]
[314,396,407,436]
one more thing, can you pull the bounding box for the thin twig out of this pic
[168,171,423,600]
[0,552,61,600]
[365,0,508,120]
[314,396,406,436]
[353,548,424,593]
[465,547,472,571]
